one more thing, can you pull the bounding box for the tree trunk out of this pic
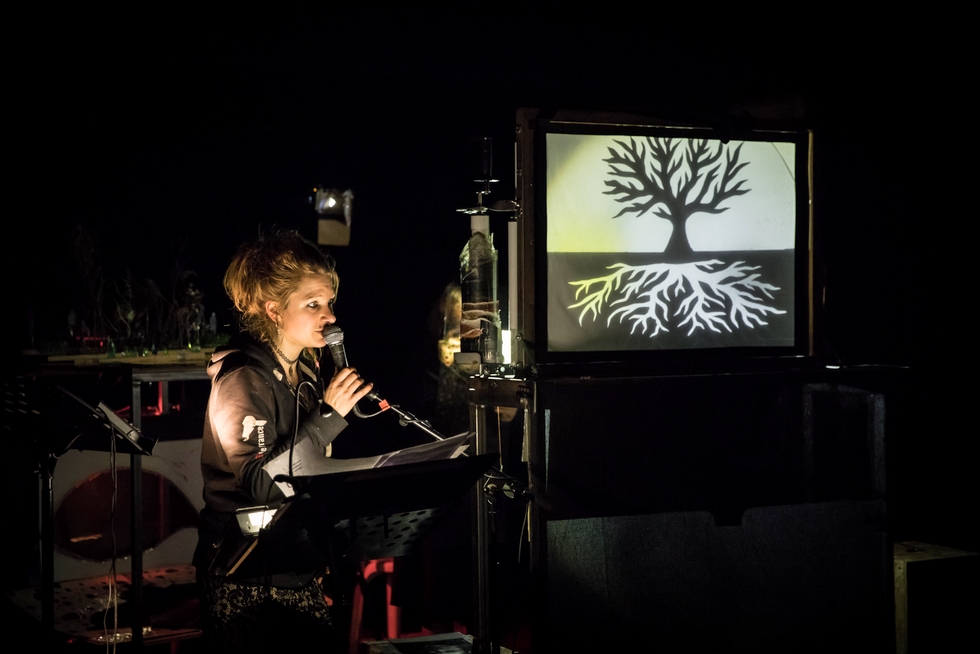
[663,217,694,261]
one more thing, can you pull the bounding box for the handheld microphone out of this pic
[321,325,348,371]
[321,325,379,402]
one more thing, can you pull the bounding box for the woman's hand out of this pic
[323,367,374,417]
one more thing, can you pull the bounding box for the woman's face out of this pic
[273,274,336,351]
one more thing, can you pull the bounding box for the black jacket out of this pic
[200,332,347,515]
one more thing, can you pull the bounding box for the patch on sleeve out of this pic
[241,416,269,452]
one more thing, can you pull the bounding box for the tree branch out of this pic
[687,142,750,215]
[603,139,660,218]
[603,137,750,221]
[603,137,682,219]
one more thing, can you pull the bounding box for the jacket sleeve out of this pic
[208,365,348,504]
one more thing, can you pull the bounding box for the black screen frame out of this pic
[529,113,814,373]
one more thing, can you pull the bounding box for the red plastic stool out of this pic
[349,558,400,654]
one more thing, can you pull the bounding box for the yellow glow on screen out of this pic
[547,134,796,253]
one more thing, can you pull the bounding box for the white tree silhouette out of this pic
[569,260,785,336]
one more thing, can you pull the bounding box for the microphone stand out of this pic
[321,327,446,441]
[381,402,446,441]
[357,394,552,508]
[352,390,447,443]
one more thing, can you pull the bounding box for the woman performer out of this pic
[194,230,372,651]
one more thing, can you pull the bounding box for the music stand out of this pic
[5,376,150,640]
[6,376,153,457]
[212,454,496,580]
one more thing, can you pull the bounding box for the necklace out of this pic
[271,341,299,378]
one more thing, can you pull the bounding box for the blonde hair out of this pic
[224,230,338,345]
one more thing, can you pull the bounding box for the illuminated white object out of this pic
[545,132,802,353]
[236,508,276,534]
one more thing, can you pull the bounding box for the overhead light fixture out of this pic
[310,186,353,246]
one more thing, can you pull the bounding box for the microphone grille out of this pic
[322,325,344,345]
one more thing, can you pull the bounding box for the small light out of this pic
[236,507,276,534]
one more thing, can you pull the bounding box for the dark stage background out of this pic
[4,12,972,646]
